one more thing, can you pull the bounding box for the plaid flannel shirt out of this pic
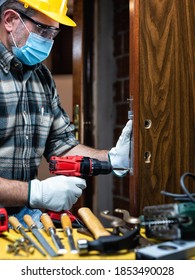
[0,42,78,182]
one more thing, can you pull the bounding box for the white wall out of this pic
[93,0,115,222]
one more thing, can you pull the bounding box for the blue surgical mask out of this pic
[12,32,54,66]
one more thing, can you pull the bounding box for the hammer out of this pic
[77,207,139,255]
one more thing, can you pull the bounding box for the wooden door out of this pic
[129,0,140,216]
[129,0,195,216]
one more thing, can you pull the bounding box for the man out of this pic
[0,0,132,227]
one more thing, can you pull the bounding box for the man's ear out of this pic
[2,9,19,32]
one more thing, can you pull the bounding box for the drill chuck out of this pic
[81,158,112,176]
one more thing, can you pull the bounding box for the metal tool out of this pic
[139,172,195,241]
[49,155,129,178]
[136,239,195,260]
[77,227,94,238]
[115,208,141,226]
[115,203,195,241]
[77,207,139,255]
[140,202,195,240]
[115,173,195,241]
[8,216,46,256]
[40,213,67,255]
[61,213,78,254]
[1,230,34,256]
[6,238,34,256]
[23,214,58,257]
[100,210,127,235]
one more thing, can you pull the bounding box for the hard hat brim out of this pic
[41,11,76,26]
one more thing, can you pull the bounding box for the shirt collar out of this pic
[0,42,18,73]
[0,42,40,73]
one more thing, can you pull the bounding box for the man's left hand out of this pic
[109,120,132,176]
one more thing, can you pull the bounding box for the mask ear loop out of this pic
[10,31,17,47]
[17,13,30,34]
[10,13,30,48]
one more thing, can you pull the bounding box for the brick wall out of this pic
[112,0,130,210]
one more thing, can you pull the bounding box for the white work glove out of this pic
[109,120,132,176]
[28,176,86,211]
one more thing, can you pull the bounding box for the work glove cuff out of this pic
[108,151,128,177]
[28,179,43,209]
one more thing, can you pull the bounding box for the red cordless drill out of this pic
[47,156,128,226]
[49,155,114,178]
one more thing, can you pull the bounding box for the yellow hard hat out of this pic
[18,0,76,26]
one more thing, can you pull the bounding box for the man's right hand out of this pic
[28,176,87,211]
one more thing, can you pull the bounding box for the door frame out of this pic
[129,0,140,216]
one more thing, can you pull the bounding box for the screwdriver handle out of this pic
[78,207,110,239]
[61,213,72,230]
[40,213,55,234]
[23,214,36,228]
[61,213,77,253]
[8,216,22,232]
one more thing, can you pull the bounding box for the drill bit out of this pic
[112,168,130,171]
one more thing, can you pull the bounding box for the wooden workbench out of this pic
[0,229,136,260]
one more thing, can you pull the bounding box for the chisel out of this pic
[8,216,46,256]
[40,213,67,255]
[23,214,58,257]
[61,213,78,254]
